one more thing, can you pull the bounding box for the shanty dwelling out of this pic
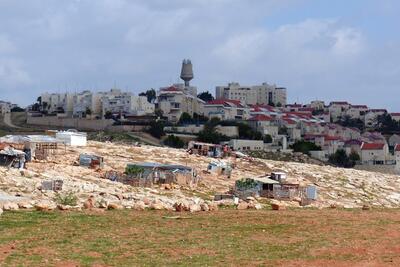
[79,154,104,168]
[207,160,232,178]
[112,162,199,187]
[187,141,223,158]
[234,176,317,203]
[360,142,389,165]
[56,130,87,146]
[0,147,26,169]
[0,135,59,161]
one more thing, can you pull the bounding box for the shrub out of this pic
[54,192,78,206]
[164,135,185,148]
[125,165,145,176]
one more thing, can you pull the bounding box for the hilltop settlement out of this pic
[1,59,400,214]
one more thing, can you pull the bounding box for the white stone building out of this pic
[156,85,204,122]
[203,99,249,121]
[215,82,287,106]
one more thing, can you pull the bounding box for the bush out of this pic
[263,134,273,143]
[329,149,357,168]
[147,120,165,139]
[164,135,185,148]
[54,192,78,206]
[290,141,321,155]
[125,165,145,176]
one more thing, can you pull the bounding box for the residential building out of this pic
[364,109,387,127]
[247,114,278,137]
[360,142,389,165]
[216,82,287,106]
[395,144,400,171]
[391,113,400,122]
[328,101,350,122]
[309,100,325,111]
[203,99,249,121]
[0,101,17,114]
[157,85,204,122]
[228,139,264,151]
[346,105,368,119]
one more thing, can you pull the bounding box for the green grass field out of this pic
[1,209,400,266]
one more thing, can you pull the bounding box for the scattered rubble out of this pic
[0,140,399,216]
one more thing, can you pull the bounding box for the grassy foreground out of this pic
[1,209,400,266]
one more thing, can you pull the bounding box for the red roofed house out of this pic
[247,114,278,137]
[360,142,389,165]
[157,84,205,122]
[203,99,249,121]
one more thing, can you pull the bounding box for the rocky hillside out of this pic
[1,141,400,212]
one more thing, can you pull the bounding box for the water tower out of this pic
[180,59,193,87]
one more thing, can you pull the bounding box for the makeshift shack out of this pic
[0,147,26,169]
[207,160,232,177]
[187,141,223,158]
[0,135,59,161]
[234,176,318,202]
[106,162,199,187]
[79,154,104,168]
[56,130,87,147]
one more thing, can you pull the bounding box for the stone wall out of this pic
[354,164,400,175]
[27,116,114,131]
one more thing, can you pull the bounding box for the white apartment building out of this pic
[40,88,154,118]
[102,94,154,116]
[40,92,75,115]
[203,99,249,121]
[328,101,350,122]
[364,109,387,128]
[0,101,17,114]
[215,82,287,106]
[157,84,204,122]
[345,105,368,120]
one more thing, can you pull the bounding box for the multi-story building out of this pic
[203,99,249,121]
[156,84,204,122]
[40,88,155,118]
[215,82,287,106]
[328,101,350,122]
[0,101,17,114]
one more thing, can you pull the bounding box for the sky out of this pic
[0,0,399,111]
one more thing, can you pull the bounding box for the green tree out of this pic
[163,135,185,148]
[349,151,361,165]
[197,91,214,102]
[263,134,273,143]
[147,120,165,139]
[139,89,156,103]
[329,149,355,168]
[290,141,321,155]
[155,108,163,118]
[178,112,192,125]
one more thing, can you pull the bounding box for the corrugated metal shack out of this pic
[0,135,59,161]
[234,175,317,203]
[0,147,26,169]
[79,154,104,168]
[105,162,199,187]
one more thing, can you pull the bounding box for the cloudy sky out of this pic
[0,0,399,110]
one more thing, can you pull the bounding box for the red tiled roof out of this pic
[390,113,400,117]
[282,118,296,125]
[395,144,400,152]
[324,135,341,141]
[161,86,179,92]
[249,114,273,121]
[360,142,385,150]
[206,99,243,107]
[285,104,302,108]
